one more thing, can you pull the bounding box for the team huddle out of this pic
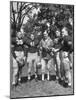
[11,26,73,88]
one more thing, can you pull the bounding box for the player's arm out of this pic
[47,39,54,51]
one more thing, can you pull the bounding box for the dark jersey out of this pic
[23,36,40,53]
[11,37,26,58]
[60,36,73,52]
[54,36,62,50]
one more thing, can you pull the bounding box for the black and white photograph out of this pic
[10,1,74,98]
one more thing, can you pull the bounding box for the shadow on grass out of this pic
[11,74,69,88]
[21,74,56,83]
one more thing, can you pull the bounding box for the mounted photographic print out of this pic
[10,1,74,98]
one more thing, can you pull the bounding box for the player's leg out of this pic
[17,51,25,82]
[47,60,50,81]
[33,53,38,79]
[27,53,32,80]
[47,58,54,81]
[55,52,61,80]
[12,57,18,85]
[60,51,66,81]
[17,64,23,82]
[27,62,32,80]
[41,58,46,81]
[63,58,72,87]
[65,70,71,86]
[69,52,73,69]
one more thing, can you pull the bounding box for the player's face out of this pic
[61,28,68,37]
[31,34,34,40]
[56,30,60,37]
[17,32,22,39]
[43,30,48,39]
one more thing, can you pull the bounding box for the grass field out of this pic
[10,57,74,98]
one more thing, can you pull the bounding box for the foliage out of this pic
[37,3,74,38]
[10,1,39,37]
[10,2,74,39]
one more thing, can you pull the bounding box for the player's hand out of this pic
[16,57,20,62]
[52,48,55,52]
[52,48,58,52]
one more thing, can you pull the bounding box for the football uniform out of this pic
[60,35,72,86]
[53,37,62,79]
[11,37,26,85]
[40,36,54,80]
[23,36,40,80]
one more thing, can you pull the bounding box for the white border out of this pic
[0,0,76,100]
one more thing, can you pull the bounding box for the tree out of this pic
[10,1,39,37]
[37,3,74,38]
